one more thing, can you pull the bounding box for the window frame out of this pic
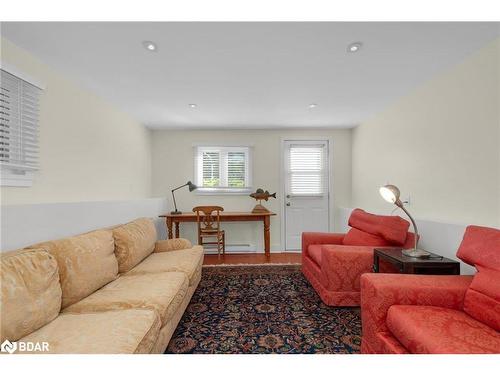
[285,142,328,197]
[0,63,44,187]
[193,144,253,195]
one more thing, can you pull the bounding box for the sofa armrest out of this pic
[154,238,193,253]
[302,232,345,254]
[360,273,473,351]
[321,245,374,291]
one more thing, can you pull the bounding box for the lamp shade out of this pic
[379,184,400,204]
[187,181,198,192]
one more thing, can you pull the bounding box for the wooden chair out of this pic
[192,206,225,256]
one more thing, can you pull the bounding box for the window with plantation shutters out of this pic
[0,68,43,186]
[195,145,252,193]
[287,143,327,196]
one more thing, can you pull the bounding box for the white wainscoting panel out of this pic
[338,207,475,275]
[1,198,168,252]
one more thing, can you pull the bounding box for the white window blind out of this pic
[1,69,41,173]
[288,144,327,196]
[195,146,252,193]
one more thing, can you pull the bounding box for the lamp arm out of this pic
[396,201,419,251]
[170,182,189,213]
[171,190,179,212]
[171,183,188,192]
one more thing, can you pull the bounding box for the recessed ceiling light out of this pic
[189,104,197,108]
[309,103,318,109]
[142,41,157,52]
[347,42,362,53]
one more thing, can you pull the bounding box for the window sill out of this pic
[195,187,252,196]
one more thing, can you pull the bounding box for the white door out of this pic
[284,140,330,251]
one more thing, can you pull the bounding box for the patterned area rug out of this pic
[166,265,361,354]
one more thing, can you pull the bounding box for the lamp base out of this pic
[170,210,182,215]
[402,248,431,259]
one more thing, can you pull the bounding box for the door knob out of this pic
[286,194,291,198]
[286,202,291,206]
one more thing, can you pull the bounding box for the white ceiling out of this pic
[1,22,499,129]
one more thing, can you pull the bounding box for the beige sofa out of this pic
[0,218,204,354]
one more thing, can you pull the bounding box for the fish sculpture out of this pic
[250,188,277,201]
[250,188,276,213]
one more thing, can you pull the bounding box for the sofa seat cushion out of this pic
[29,230,118,308]
[1,249,62,342]
[307,245,323,266]
[22,309,161,354]
[386,305,500,354]
[64,272,189,325]
[113,218,157,273]
[126,246,204,286]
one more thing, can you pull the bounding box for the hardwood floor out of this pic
[203,252,302,265]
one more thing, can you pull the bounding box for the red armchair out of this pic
[302,209,416,306]
[361,225,500,354]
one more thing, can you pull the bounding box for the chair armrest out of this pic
[302,232,345,254]
[321,245,374,291]
[154,238,193,252]
[360,273,473,349]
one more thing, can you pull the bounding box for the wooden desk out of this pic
[159,211,276,257]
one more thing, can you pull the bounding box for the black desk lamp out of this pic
[171,181,197,215]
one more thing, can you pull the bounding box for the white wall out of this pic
[0,198,167,252]
[0,38,152,205]
[151,129,352,251]
[352,38,500,228]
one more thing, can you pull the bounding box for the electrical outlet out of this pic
[405,195,411,206]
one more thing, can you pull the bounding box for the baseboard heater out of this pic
[203,243,256,254]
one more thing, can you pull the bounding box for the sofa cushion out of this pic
[307,245,323,266]
[22,309,161,354]
[63,272,189,325]
[463,266,500,331]
[456,225,500,269]
[348,209,409,245]
[456,225,500,331]
[113,218,157,273]
[155,238,193,252]
[30,230,118,308]
[1,249,62,342]
[126,246,204,286]
[386,305,500,354]
[343,228,393,246]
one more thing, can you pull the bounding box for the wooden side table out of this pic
[373,248,460,275]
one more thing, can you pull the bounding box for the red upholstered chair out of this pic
[361,225,500,354]
[302,209,416,306]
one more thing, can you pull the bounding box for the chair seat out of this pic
[200,229,225,236]
[386,305,500,353]
[64,272,189,325]
[22,309,161,354]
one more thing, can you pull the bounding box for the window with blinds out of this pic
[287,143,327,196]
[195,146,252,193]
[1,68,42,186]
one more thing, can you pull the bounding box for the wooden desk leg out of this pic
[175,223,180,239]
[263,216,270,258]
[166,217,173,239]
